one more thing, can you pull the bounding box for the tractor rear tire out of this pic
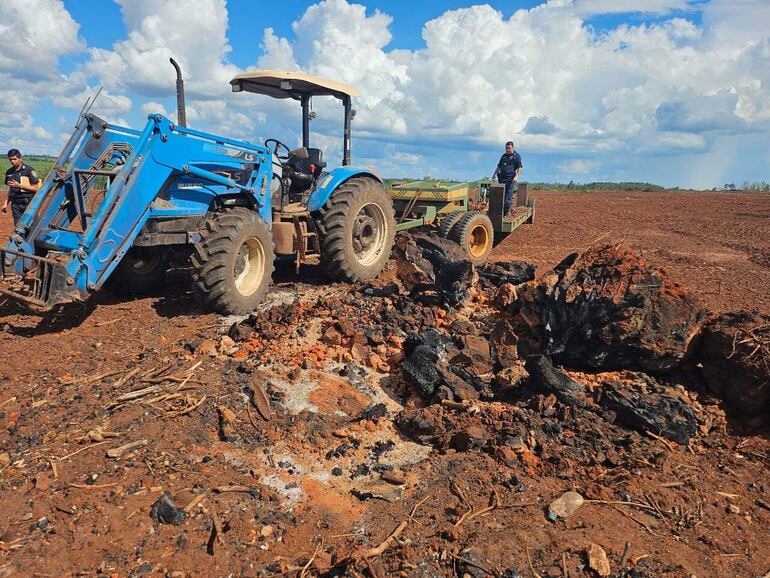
[437,210,465,239]
[105,247,167,296]
[318,177,395,282]
[450,211,494,264]
[191,208,275,315]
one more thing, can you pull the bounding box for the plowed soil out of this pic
[1,190,768,578]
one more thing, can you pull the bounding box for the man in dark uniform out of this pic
[3,149,41,225]
[492,141,523,215]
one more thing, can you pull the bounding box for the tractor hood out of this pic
[230,70,359,101]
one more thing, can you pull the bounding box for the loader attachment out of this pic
[0,248,76,309]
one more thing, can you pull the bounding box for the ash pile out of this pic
[228,231,768,468]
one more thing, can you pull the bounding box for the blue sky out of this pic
[1,0,769,188]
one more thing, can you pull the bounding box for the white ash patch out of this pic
[268,376,320,415]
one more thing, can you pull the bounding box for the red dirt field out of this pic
[0,189,768,578]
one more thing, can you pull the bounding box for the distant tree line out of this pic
[717,181,770,192]
[386,177,770,193]
[528,181,663,192]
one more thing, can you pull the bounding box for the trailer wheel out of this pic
[450,211,494,264]
[437,211,465,239]
[191,208,275,314]
[105,248,167,295]
[318,177,395,282]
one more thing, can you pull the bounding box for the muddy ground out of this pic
[0,190,768,578]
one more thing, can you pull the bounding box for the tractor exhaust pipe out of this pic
[169,58,187,128]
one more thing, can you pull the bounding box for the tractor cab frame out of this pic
[230,71,360,209]
[231,70,357,166]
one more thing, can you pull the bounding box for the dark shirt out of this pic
[5,163,40,202]
[496,152,522,183]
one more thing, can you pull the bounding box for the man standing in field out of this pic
[3,149,41,225]
[492,141,523,215]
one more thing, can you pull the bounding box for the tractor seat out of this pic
[285,148,327,197]
[288,147,326,179]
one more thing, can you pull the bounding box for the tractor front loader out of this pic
[1,111,276,313]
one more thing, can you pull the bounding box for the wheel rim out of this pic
[234,237,266,296]
[352,202,387,266]
[128,253,162,275]
[468,223,490,259]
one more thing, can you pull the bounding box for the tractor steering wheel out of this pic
[264,138,292,162]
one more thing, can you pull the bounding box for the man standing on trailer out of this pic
[492,141,523,215]
[3,149,41,225]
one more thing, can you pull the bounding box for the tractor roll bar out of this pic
[230,70,360,166]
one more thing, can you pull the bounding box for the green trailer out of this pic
[389,180,535,263]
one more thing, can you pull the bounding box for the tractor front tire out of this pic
[450,211,494,264]
[106,247,167,296]
[318,177,395,282]
[437,210,465,239]
[191,209,275,315]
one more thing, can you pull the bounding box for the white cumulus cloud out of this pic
[0,0,84,79]
[141,101,169,117]
[85,0,239,98]
[558,159,595,174]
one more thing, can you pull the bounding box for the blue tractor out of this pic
[0,68,396,314]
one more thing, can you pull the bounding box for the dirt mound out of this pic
[516,244,707,372]
[697,310,770,415]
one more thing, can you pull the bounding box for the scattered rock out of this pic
[456,547,487,578]
[450,425,489,451]
[449,318,478,335]
[524,356,588,408]
[478,261,536,287]
[217,405,238,442]
[490,319,519,368]
[586,543,611,577]
[259,524,274,538]
[401,330,454,398]
[597,380,698,445]
[492,361,528,396]
[150,493,187,525]
[228,322,253,342]
[381,470,407,485]
[196,339,218,357]
[452,335,493,375]
[548,491,585,520]
[358,403,388,422]
[247,382,272,421]
[395,408,441,444]
[494,282,518,308]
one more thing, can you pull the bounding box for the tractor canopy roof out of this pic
[230,70,359,101]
